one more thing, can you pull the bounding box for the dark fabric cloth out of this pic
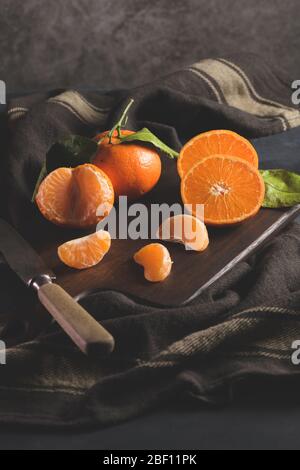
[1,55,300,427]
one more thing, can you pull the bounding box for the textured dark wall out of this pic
[1,0,300,93]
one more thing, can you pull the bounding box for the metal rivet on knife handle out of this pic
[0,219,115,356]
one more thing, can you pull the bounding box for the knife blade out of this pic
[0,219,56,286]
[0,219,114,355]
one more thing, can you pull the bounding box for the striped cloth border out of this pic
[7,58,300,133]
[137,306,300,369]
[188,58,300,131]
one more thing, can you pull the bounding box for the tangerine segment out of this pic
[93,130,161,201]
[36,164,114,228]
[58,230,111,270]
[178,130,259,178]
[134,243,172,282]
[181,155,265,226]
[157,214,209,252]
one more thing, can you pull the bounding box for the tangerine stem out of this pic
[108,98,134,144]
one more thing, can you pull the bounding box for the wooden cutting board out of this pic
[31,138,300,307]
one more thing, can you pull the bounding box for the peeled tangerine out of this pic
[36,164,114,229]
[58,230,111,270]
[157,214,209,252]
[134,243,172,282]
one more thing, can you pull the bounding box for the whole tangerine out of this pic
[93,130,162,201]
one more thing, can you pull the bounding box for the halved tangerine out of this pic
[181,155,265,226]
[178,130,259,178]
[36,164,114,228]
[58,230,111,269]
[134,243,172,282]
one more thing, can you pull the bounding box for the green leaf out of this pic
[260,169,300,208]
[31,163,47,203]
[32,135,97,202]
[45,135,98,173]
[119,128,179,159]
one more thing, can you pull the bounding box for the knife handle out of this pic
[37,283,115,355]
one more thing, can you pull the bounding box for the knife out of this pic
[0,219,115,355]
